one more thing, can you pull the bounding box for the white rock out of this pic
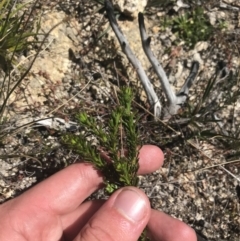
[194,41,209,52]
[173,0,190,12]
[36,117,78,131]
[218,11,226,19]
[112,0,147,18]
[208,11,217,26]
[223,0,234,3]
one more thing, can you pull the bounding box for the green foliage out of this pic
[162,7,213,47]
[62,87,141,194]
[0,0,42,128]
[180,65,240,154]
[0,0,40,70]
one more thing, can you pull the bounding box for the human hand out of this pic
[0,145,197,241]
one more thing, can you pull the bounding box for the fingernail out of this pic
[113,189,146,222]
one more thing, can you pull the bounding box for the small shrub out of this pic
[171,7,213,47]
[62,87,141,194]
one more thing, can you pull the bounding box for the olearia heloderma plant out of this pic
[62,86,150,241]
[62,87,141,194]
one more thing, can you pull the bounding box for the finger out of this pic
[74,187,151,241]
[147,209,197,241]
[138,145,164,175]
[11,145,163,217]
[13,163,104,216]
[101,145,164,175]
[62,145,164,233]
[62,200,105,240]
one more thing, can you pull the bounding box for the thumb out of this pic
[74,187,151,241]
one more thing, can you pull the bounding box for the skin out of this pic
[0,145,197,241]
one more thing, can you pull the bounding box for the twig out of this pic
[105,0,161,118]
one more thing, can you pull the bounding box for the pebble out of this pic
[0,2,239,240]
[194,41,209,52]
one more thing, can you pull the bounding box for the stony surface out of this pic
[113,0,148,18]
[0,1,240,241]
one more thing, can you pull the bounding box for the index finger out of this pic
[10,145,163,216]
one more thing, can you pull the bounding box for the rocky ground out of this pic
[0,0,240,240]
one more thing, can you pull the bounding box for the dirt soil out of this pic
[0,1,240,240]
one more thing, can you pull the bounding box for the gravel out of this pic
[0,1,240,240]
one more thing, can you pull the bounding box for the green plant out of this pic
[62,87,153,240]
[170,7,213,47]
[177,62,240,153]
[63,87,141,193]
[0,0,42,124]
[0,0,39,70]
[173,7,213,46]
[0,0,69,140]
